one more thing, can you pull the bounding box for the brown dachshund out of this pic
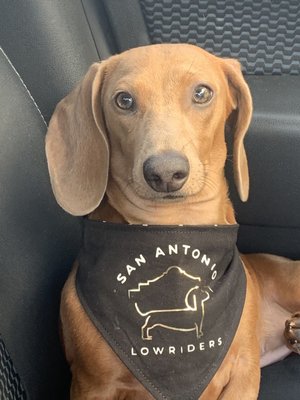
[45,44,300,399]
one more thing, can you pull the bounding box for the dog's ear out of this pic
[45,61,109,216]
[222,59,253,202]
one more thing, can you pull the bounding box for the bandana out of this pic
[76,219,246,400]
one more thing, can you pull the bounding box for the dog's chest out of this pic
[76,220,246,400]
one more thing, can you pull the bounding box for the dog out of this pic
[45,44,300,399]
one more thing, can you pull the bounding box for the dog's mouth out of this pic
[162,194,185,201]
[128,161,206,204]
[129,185,188,203]
[128,176,204,203]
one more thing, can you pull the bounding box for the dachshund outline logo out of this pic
[128,266,213,341]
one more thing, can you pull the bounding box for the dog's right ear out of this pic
[222,58,253,202]
[46,62,109,216]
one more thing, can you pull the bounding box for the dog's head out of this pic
[46,44,252,224]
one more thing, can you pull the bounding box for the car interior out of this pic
[0,0,300,399]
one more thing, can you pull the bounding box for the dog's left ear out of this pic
[222,59,253,202]
[45,61,110,216]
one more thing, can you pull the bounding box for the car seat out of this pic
[1,1,300,399]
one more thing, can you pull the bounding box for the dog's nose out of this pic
[143,151,190,193]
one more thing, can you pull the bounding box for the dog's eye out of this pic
[193,85,213,105]
[115,92,135,110]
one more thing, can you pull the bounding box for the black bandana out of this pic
[76,219,246,400]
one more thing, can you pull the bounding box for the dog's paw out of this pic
[284,312,300,354]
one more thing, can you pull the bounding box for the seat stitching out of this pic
[0,46,48,127]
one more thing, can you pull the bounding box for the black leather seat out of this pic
[0,42,81,400]
[0,1,300,399]
[0,1,98,398]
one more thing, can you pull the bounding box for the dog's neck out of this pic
[90,186,236,226]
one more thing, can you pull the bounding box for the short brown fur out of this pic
[46,44,300,399]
